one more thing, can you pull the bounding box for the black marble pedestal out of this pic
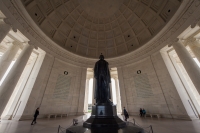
[66,122,145,133]
[65,104,145,133]
[83,104,126,128]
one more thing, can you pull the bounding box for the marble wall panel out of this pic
[21,54,87,118]
[118,51,188,118]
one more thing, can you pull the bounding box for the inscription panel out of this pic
[134,74,153,98]
[53,74,71,99]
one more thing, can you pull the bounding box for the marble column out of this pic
[0,42,20,80]
[117,67,128,112]
[0,19,12,43]
[114,78,122,113]
[84,78,90,112]
[92,78,95,104]
[0,42,34,117]
[172,41,200,94]
[77,67,87,115]
[188,40,200,63]
[160,50,198,120]
[110,81,113,102]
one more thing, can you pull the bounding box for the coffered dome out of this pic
[22,0,181,58]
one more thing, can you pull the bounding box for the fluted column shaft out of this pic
[188,40,200,63]
[0,19,11,43]
[0,43,34,117]
[0,42,20,80]
[84,78,90,112]
[92,78,95,104]
[172,41,200,94]
[114,78,122,113]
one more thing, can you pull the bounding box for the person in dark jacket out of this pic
[31,108,39,125]
[123,107,129,121]
[142,108,146,117]
[140,108,143,117]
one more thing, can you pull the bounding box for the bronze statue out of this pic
[83,54,127,129]
[94,54,112,104]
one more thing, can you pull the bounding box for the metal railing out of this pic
[57,118,84,133]
[57,117,153,133]
[57,125,67,133]
[128,118,153,133]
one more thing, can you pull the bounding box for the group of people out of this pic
[124,107,147,121]
[140,108,146,117]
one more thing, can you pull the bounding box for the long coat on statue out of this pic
[94,58,111,103]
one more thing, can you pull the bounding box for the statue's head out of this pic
[99,54,104,60]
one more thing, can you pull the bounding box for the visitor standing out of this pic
[142,108,146,117]
[123,107,129,121]
[140,108,143,117]
[31,108,39,125]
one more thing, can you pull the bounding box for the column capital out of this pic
[194,38,200,47]
[5,42,14,46]
[178,39,187,46]
[4,42,15,49]
[12,41,22,47]
[182,37,200,48]
[5,41,21,48]
[188,38,200,47]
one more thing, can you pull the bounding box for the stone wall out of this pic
[19,54,86,119]
[18,51,191,120]
[118,51,188,119]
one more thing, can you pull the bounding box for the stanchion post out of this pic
[150,125,153,133]
[57,125,60,133]
[133,118,135,125]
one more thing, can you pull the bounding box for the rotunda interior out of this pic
[0,0,200,132]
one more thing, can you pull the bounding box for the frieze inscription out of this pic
[53,74,71,99]
[134,74,153,98]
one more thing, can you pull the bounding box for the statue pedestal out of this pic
[83,104,126,128]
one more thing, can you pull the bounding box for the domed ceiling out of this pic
[21,0,181,58]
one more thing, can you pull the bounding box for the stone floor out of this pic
[0,114,200,133]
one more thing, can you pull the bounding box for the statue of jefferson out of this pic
[94,55,112,104]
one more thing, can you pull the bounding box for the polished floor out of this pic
[0,114,200,133]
